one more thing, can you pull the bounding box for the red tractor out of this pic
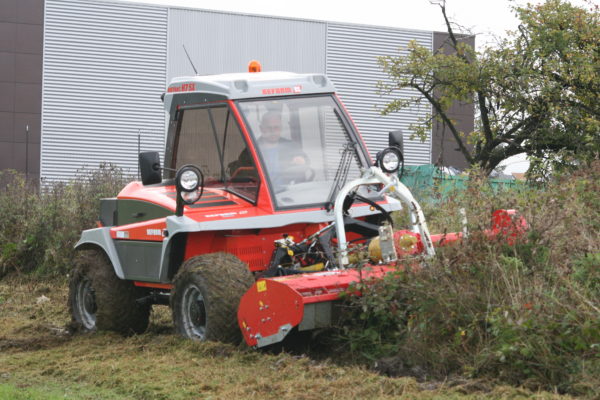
[69,63,523,347]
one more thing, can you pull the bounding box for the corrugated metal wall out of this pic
[40,2,436,182]
[167,9,326,81]
[41,0,168,182]
[326,23,433,165]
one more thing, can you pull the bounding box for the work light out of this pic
[376,147,403,174]
[180,189,201,204]
[179,169,200,191]
[176,165,203,208]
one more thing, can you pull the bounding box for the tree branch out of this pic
[415,85,475,164]
[440,3,459,49]
[477,92,493,144]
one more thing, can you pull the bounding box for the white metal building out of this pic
[39,0,443,181]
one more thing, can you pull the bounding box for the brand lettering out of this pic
[167,83,196,93]
[261,86,300,95]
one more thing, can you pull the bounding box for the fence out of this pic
[399,165,524,198]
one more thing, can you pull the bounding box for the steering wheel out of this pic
[229,166,258,183]
[281,164,316,183]
[344,192,394,227]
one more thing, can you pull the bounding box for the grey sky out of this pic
[119,0,594,48]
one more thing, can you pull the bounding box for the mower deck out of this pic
[238,265,401,347]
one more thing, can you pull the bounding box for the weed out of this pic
[337,161,600,398]
[0,164,127,277]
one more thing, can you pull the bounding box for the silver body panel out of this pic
[75,227,125,279]
[163,72,336,111]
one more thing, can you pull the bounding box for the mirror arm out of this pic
[159,166,177,173]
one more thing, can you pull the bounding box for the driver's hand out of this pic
[291,156,306,165]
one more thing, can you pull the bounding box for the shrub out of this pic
[338,161,600,397]
[0,164,128,277]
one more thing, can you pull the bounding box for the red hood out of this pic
[117,181,257,220]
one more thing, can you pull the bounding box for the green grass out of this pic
[0,382,129,400]
[0,277,571,400]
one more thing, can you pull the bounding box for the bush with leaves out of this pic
[337,161,600,397]
[0,164,128,277]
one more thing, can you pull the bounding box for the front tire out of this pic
[171,253,254,343]
[68,250,150,335]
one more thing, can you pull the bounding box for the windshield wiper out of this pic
[325,141,357,211]
[325,108,361,211]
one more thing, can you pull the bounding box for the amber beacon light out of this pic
[248,60,262,73]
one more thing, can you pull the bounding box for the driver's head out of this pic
[259,111,283,144]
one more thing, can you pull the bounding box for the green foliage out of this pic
[572,253,600,294]
[337,161,600,397]
[0,164,127,277]
[379,0,599,176]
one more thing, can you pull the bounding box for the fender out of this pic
[74,227,125,279]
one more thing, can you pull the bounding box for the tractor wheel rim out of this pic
[76,278,97,329]
[182,284,206,339]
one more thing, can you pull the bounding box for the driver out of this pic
[230,111,308,186]
[256,111,306,174]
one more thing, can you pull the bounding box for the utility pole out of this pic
[138,129,141,180]
[25,125,29,180]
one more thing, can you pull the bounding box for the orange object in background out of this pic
[248,60,262,72]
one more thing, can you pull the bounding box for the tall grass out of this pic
[1,161,598,396]
[338,161,600,397]
[0,164,127,278]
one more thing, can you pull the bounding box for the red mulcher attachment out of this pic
[237,165,529,348]
[238,208,527,348]
[238,265,396,347]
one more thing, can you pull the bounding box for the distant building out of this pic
[0,0,474,183]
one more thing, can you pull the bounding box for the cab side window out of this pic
[173,105,260,203]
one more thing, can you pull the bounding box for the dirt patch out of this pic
[0,334,71,353]
[0,277,73,353]
[12,322,69,336]
[372,358,514,395]
[373,356,431,381]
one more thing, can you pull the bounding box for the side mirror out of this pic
[389,130,403,152]
[139,151,162,185]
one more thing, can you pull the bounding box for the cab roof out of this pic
[163,71,336,113]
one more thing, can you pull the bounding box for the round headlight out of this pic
[377,147,403,173]
[181,189,201,204]
[179,169,199,191]
[382,151,400,171]
[175,165,204,215]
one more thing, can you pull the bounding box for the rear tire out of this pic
[171,252,254,343]
[68,250,150,335]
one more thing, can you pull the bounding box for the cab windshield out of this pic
[237,95,368,209]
